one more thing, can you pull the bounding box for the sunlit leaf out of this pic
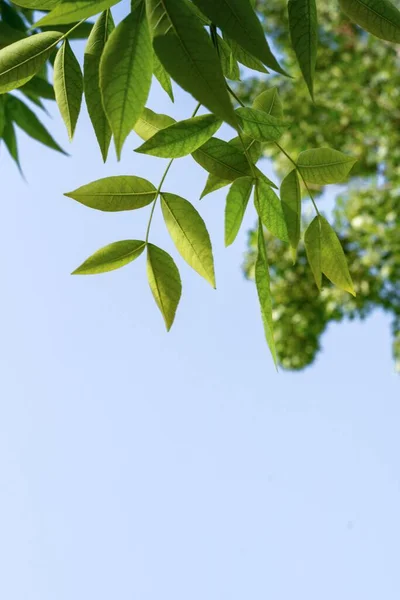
[192,136,252,180]
[54,40,83,140]
[280,169,301,252]
[297,148,357,184]
[11,0,59,8]
[72,240,146,274]
[304,216,322,290]
[147,243,182,331]
[253,87,283,119]
[288,0,318,99]
[255,218,277,365]
[65,176,157,211]
[236,107,288,142]
[153,53,174,102]
[34,0,121,27]
[225,176,253,247]
[134,107,175,141]
[161,192,215,286]
[255,178,289,242]
[217,34,240,81]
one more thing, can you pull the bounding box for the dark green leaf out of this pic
[72,240,146,274]
[297,148,357,184]
[236,107,288,142]
[225,176,253,247]
[217,34,240,81]
[288,0,318,99]
[136,114,222,158]
[153,53,174,102]
[54,40,83,140]
[255,218,277,365]
[147,0,237,128]
[84,10,114,162]
[147,243,182,331]
[12,0,59,8]
[255,178,289,242]
[280,169,301,252]
[40,22,94,40]
[100,2,152,159]
[161,192,215,286]
[34,0,121,27]
[339,0,400,43]
[65,176,157,211]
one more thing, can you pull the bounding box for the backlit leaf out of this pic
[147,0,237,128]
[100,2,152,159]
[297,148,357,184]
[161,192,215,286]
[339,0,400,43]
[225,176,253,247]
[2,119,22,173]
[72,240,146,274]
[0,31,61,93]
[136,114,222,158]
[319,216,356,295]
[147,243,182,331]
[255,178,289,242]
[217,34,240,81]
[280,169,301,252]
[34,0,121,27]
[255,218,277,365]
[192,0,287,75]
[153,53,174,102]
[134,107,175,141]
[54,39,83,140]
[304,216,322,290]
[65,176,157,211]
[21,75,55,99]
[288,0,318,99]
[253,87,283,119]
[236,107,288,142]
[192,136,252,181]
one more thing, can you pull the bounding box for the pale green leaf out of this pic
[153,53,174,101]
[136,114,222,158]
[319,216,356,296]
[72,240,145,274]
[161,192,215,287]
[134,107,175,141]
[192,0,287,75]
[34,0,121,27]
[225,176,253,247]
[12,0,59,8]
[280,169,301,252]
[224,35,268,74]
[216,34,240,81]
[304,216,322,290]
[297,148,357,184]
[100,2,152,159]
[147,243,182,331]
[252,87,283,119]
[339,0,400,43]
[0,31,61,93]
[236,107,288,142]
[288,0,318,99]
[255,178,289,242]
[255,218,277,365]
[65,175,157,211]
[6,95,66,153]
[54,39,82,140]
[147,0,237,128]
[192,136,252,181]
[84,10,114,162]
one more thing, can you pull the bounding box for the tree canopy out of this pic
[0,0,399,369]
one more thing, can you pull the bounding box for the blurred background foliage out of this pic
[240,1,400,371]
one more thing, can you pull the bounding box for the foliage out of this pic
[241,0,400,370]
[0,0,398,367]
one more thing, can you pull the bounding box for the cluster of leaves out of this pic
[0,0,399,366]
[241,0,400,370]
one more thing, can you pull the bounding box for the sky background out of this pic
[1,2,400,599]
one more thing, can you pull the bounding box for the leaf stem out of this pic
[275,142,320,215]
[145,102,201,243]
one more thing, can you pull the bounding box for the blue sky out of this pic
[1,3,400,599]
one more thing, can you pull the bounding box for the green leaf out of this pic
[54,39,83,140]
[217,34,240,81]
[0,22,26,50]
[147,243,182,331]
[339,0,400,43]
[6,95,66,153]
[65,176,157,211]
[255,178,289,242]
[100,2,152,159]
[288,0,318,99]
[40,22,94,40]
[280,169,301,252]
[255,218,277,365]
[161,192,215,286]
[224,35,268,74]
[319,216,356,296]
[297,148,357,184]
[153,53,174,102]
[21,75,55,99]
[72,240,145,274]
[236,107,288,143]
[2,119,23,174]
[136,114,222,158]
[304,216,322,290]
[34,0,121,27]
[192,0,287,75]
[252,87,283,119]
[225,176,253,247]
[12,0,59,8]
[134,107,176,141]
[147,0,237,128]
[84,10,114,162]
[192,136,252,181]
[0,31,61,93]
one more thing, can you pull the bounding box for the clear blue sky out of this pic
[1,3,400,598]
